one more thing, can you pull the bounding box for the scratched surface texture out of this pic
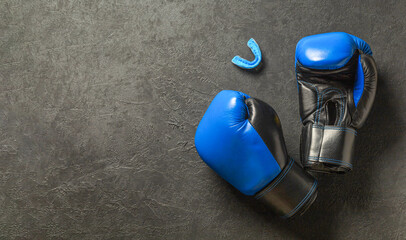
[0,0,405,239]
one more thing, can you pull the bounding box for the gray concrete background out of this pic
[0,0,405,239]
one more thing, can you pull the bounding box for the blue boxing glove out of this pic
[295,32,378,173]
[195,90,318,218]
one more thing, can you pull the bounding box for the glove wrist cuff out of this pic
[254,158,318,219]
[301,123,356,173]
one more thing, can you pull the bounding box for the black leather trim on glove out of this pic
[246,97,318,218]
[301,123,356,173]
[254,158,318,218]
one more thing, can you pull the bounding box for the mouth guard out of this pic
[232,38,262,70]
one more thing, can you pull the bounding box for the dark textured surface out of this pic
[0,0,405,239]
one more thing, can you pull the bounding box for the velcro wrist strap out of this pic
[301,123,356,173]
[254,158,318,219]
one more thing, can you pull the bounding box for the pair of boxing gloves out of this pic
[194,32,378,218]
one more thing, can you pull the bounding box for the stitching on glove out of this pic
[307,156,353,168]
[283,180,318,219]
[319,88,344,125]
[255,158,294,199]
[297,80,320,123]
[318,88,345,125]
[312,125,357,136]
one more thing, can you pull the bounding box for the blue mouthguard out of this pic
[232,38,262,70]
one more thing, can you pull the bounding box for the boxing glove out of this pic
[195,90,318,218]
[295,32,377,173]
